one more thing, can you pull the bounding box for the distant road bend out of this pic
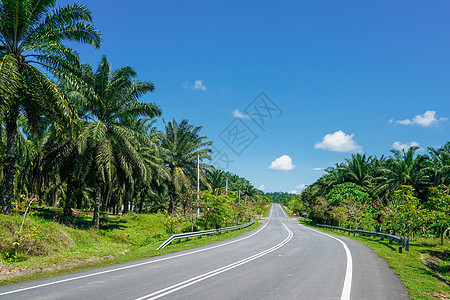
[0,204,408,299]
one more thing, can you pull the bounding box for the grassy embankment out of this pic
[281,206,449,300]
[0,207,268,285]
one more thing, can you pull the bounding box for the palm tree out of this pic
[161,119,213,215]
[0,0,101,214]
[427,142,450,188]
[48,129,87,215]
[71,56,161,226]
[365,155,389,201]
[314,164,345,197]
[378,146,430,200]
[125,117,167,214]
[0,55,20,191]
[339,153,374,189]
[0,120,5,190]
[240,181,257,204]
[208,170,227,193]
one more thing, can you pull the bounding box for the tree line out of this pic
[288,145,450,243]
[0,0,267,228]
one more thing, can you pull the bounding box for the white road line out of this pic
[268,204,274,218]
[278,204,289,218]
[136,222,293,300]
[299,224,353,300]
[0,214,272,297]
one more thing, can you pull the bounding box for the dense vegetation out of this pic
[286,146,450,244]
[0,0,267,230]
[265,192,296,204]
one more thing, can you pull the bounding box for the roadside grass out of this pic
[280,205,291,216]
[281,205,450,300]
[0,208,263,286]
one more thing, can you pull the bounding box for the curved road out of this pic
[0,204,408,299]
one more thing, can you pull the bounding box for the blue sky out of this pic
[57,0,450,193]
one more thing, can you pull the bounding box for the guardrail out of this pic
[157,221,255,250]
[315,224,409,253]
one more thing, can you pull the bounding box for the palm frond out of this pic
[0,54,19,103]
[25,3,100,48]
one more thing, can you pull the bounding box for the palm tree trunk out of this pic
[64,177,74,217]
[116,188,121,214]
[53,189,59,207]
[169,190,177,216]
[38,169,46,206]
[76,183,83,209]
[104,186,110,213]
[123,190,129,214]
[2,117,18,214]
[139,192,144,213]
[92,187,101,229]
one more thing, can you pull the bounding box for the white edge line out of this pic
[0,210,273,297]
[299,224,353,300]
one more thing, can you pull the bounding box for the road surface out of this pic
[0,204,409,299]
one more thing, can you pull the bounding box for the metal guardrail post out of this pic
[314,223,409,253]
[157,221,255,250]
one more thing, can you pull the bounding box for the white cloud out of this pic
[393,110,447,127]
[397,119,412,125]
[312,167,323,171]
[314,130,363,152]
[268,155,296,171]
[392,141,420,151]
[289,190,299,194]
[193,80,207,91]
[259,184,266,190]
[181,80,207,91]
[232,109,251,119]
[296,183,307,190]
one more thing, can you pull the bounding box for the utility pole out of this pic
[225,177,228,195]
[197,153,200,219]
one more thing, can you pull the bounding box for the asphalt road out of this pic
[0,204,409,299]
